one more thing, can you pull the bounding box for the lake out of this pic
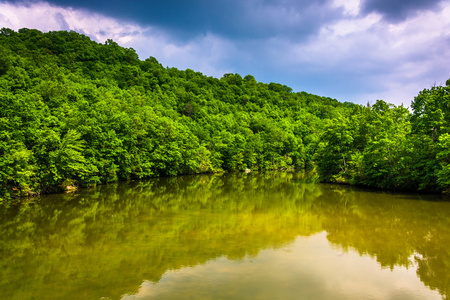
[1,172,449,299]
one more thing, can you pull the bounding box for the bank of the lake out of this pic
[1,172,449,299]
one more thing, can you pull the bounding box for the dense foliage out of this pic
[315,90,450,193]
[0,28,449,202]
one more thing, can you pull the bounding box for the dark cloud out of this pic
[14,0,341,42]
[361,0,443,22]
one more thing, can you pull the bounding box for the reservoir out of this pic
[0,172,449,299]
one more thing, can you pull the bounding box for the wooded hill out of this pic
[1,28,449,202]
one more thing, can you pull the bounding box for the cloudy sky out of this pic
[1,0,449,106]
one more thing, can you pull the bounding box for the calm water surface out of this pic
[0,172,449,299]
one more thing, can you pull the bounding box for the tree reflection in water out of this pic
[0,172,449,299]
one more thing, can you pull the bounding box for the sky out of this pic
[0,0,449,106]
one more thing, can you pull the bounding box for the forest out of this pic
[0,27,449,203]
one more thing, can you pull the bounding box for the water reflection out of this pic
[0,172,449,299]
[121,233,440,300]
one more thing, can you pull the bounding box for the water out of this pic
[0,172,449,299]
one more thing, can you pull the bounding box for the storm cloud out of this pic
[15,0,345,41]
[362,0,443,21]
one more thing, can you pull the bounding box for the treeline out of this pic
[316,86,450,193]
[0,28,449,202]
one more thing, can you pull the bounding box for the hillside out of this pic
[0,28,449,202]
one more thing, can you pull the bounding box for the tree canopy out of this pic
[0,28,449,203]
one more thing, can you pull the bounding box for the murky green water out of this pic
[1,172,449,299]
